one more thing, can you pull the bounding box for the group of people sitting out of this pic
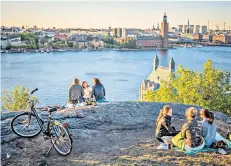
[155,105,225,152]
[68,78,106,104]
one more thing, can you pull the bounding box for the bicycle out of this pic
[11,88,73,156]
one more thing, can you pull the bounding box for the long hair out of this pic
[208,112,214,125]
[82,81,88,88]
[200,108,210,119]
[156,105,171,126]
[93,78,101,86]
[201,108,214,125]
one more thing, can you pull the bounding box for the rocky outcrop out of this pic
[1,102,231,165]
[1,102,231,144]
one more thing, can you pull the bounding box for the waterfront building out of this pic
[69,34,88,42]
[178,25,183,33]
[202,26,208,34]
[213,34,231,44]
[136,35,162,48]
[195,25,200,34]
[55,33,69,40]
[161,13,169,48]
[139,55,175,100]
[190,25,194,34]
[202,34,212,42]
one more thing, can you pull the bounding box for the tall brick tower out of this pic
[161,13,169,48]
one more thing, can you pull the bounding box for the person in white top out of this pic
[82,81,92,101]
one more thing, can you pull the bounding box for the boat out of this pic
[41,50,44,53]
[58,49,67,52]
[46,49,49,53]
[35,50,39,53]
[197,45,203,48]
[82,48,90,51]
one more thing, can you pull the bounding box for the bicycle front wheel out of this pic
[51,124,72,156]
[11,112,42,138]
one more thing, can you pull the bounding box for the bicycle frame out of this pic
[30,105,53,135]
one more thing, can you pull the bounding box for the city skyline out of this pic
[2,1,231,29]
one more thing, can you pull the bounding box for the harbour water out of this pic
[1,47,231,105]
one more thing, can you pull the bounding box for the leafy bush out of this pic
[1,85,39,111]
[145,60,231,116]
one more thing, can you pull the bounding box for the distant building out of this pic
[184,25,188,33]
[161,13,169,48]
[55,33,69,40]
[136,35,162,48]
[187,19,190,33]
[139,55,175,100]
[117,28,122,37]
[69,34,88,42]
[201,26,207,34]
[213,34,231,44]
[195,25,200,34]
[122,28,141,37]
[178,25,183,33]
[112,28,122,37]
[190,25,194,34]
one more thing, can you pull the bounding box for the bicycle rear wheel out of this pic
[11,112,42,138]
[51,124,72,156]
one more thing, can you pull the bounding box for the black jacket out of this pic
[155,115,174,137]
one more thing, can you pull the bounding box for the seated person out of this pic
[155,105,179,149]
[68,78,84,104]
[92,78,106,102]
[82,81,92,101]
[200,109,216,147]
[172,107,204,152]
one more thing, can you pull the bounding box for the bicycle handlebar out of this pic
[31,88,38,95]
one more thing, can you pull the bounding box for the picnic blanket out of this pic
[173,133,231,155]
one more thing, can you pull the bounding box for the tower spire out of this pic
[187,18,190,33]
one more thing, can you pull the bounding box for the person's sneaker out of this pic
[218,148,228,155]
[157,143,169,150]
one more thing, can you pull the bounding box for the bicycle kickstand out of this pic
[46,141,55,157]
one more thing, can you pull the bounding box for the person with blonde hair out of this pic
[155,105,179,149]
[68,78,84,104]
[172,107,204,152]
[92,78,106,102]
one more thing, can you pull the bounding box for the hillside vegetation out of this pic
[145,60,231,116]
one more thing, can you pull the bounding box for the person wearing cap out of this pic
[172,107,204,152]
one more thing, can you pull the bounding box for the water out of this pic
[1,47,231,105]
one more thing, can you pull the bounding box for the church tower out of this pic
[153,55,159,71]
[187,19,190,33]
[161,13,169,48]
[169,57,175,73]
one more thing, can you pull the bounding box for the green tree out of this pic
[145,60,231,116]
[68,42,74,47]
[1,85,39,111]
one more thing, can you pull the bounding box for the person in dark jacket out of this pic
[155,105,179,149]
[92,78,106,102]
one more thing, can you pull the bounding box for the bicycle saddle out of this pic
[48,107,58,113]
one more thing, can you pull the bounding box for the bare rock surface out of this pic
[1,102,231,166]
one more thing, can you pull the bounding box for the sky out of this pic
[1,1,231,29]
